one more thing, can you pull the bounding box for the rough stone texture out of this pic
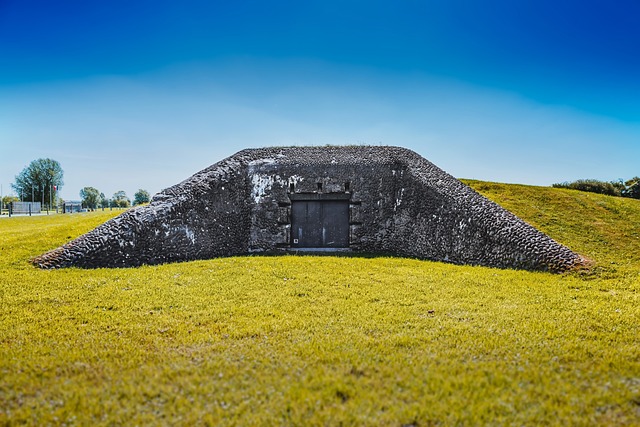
[33,146,586,272]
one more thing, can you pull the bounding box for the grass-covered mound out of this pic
[1,183,638,425]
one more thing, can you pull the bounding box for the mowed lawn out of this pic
[1,183,639,426]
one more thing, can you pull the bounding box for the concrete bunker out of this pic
[33,146,586,272]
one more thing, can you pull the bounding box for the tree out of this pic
[99,193,110,209]
[2,195,19,212]
[111,191,131,208]
[623,177,640,199]
[12,158,64,207]
[133,189,150,205]
[80,187,101,210]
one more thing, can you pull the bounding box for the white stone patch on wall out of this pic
[251,173,275,204]
[288,175,304,186]
[248,158,277,166]
[181,225,196,245]
[394,188,405,212]
[156,224,195,244]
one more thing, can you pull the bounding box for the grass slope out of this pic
[0,185,639,426]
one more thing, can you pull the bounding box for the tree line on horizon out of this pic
[79,187,150,210]
[3,158,151,210]
[552,177,640,199]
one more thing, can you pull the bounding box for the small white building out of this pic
[63,201,83,213]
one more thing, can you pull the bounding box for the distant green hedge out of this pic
[553,177,639,199]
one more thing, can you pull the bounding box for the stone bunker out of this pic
[33,146,585,272]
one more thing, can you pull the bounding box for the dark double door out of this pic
[291,200,349,248]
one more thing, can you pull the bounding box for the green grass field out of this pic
[1,182,639,426]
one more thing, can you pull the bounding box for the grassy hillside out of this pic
[0,184,638,426]
[464,180,640,272]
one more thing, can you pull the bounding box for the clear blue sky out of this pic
[1,0,639,200]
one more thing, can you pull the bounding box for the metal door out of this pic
[291,200,349,248]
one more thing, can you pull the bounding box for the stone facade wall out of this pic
[33,146,585,272]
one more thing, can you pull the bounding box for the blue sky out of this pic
[1,0,639,200]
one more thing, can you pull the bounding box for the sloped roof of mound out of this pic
[33,146,586,272]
